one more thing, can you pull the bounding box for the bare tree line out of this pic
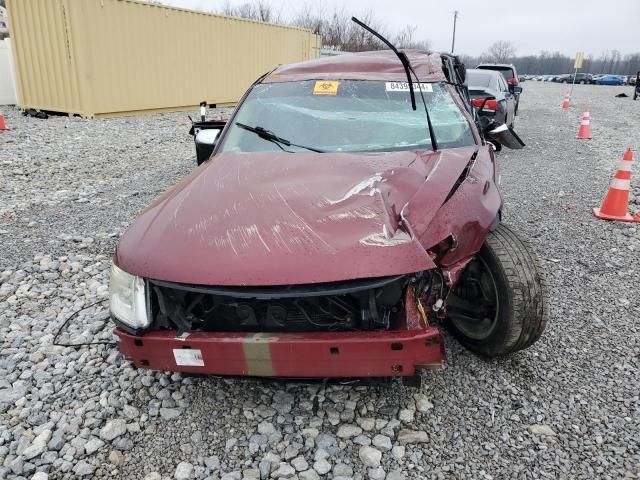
[153,1,639,74]
[462,41,640,75]
[219,1,431,51]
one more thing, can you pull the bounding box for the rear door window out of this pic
[497,75,509,92]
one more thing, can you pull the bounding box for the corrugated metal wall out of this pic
[6,0,320,117]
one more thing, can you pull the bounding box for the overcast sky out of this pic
[158,0,639,57]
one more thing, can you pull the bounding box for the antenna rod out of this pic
[451,10,458,54]
[351,16,416,111]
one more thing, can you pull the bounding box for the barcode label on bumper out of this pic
[173,348,205,367]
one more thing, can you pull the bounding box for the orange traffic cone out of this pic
[0,113,8,131]
[577,106,592,139]
[593,148,640,222]
[561,92,570,109]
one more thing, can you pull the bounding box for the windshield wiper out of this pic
[351,17,438,151]
[235,122,325,153]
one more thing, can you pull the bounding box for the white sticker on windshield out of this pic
[386,82,433,93]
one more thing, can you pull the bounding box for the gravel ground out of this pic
[1,81,639,480]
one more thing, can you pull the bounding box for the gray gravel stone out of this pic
[221,472,242,480]
[175,461,194,480]
[312,458,331,475]
[396,430,428,445]
[291,456,309,472]
[368,466,386,480]
[72,460,95,476]
[204,455,220,470]
[100,419,127,441]
[386,470,405,480]
[529,424,557,436]
[337,424,362,438]
[298,470,320,480]
[358,446,382,468]
[391,446,405,460]
[160,408,182,420]
[84,437,105,454]
[372,434,392,451]
[270,463,295,478]
[1,88,639,480]
[333,463,354,477]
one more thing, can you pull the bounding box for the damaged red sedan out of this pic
[110,44,547,383]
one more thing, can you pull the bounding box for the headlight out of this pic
[109,264,150,329]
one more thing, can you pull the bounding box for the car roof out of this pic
[264,50,447,83]
[477,63,516,69]
[467,68,501,76]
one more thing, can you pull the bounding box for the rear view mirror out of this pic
[486,123,525,150]
[513,86,523,94]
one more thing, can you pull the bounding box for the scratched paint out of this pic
[359,225,412,247]
[327,210,378,222]
[115,148,493,285]
[328,174,385,205]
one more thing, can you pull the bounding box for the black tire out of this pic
[580,80,586,84]
[446,224,548,357]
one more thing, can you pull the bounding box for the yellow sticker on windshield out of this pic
[313,80,340,95]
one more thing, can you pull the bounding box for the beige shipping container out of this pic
[6,0,320,117]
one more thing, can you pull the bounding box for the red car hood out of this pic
[116,148,475,286]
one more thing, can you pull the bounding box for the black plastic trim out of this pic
[147,275,407,300]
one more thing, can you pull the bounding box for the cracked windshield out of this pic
[219,80,475,153]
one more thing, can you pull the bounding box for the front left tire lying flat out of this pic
[446,224,548,357]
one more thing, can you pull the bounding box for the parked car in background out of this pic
[596,75,625,85]
[466,69,518,129]
[553,74,571,83]
[476,63,521,114]
[572,73,594,84]
[555,73,594,84]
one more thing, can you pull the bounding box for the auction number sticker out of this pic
[313,80,340,95]
[173,348,205,367]
[386,82,433,93]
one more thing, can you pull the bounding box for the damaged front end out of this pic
[114,271,447,379]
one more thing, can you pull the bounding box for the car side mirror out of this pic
[513,86,523,94]
[195,129,221,165]
[486,123,525,150]
[190,120,226,165]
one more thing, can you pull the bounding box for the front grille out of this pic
[148,276,407,333]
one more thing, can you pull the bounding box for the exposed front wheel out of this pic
[446,224,548,357]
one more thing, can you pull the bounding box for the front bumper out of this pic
[115,327,446,378]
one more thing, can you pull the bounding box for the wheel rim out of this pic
[447,256,499,341]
